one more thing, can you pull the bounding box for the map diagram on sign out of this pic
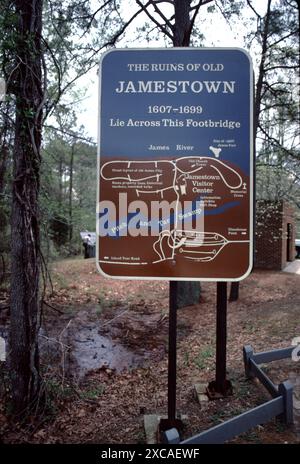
[99,149,250,277]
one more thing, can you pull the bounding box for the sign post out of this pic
[159,280,184,432]
[168,281,178,423]
[97,47,253,435]
[207,282,233,399]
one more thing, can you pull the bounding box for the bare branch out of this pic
[269,29,300,48]
[264,64,300,71]
[258,123,300,161]
[148,0,174,31]
[246,0,261,18]
[44,124,96,144]
[79,0,114,37]
[135,0,174,40]
[189,0,205,38]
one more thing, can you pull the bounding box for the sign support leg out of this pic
[207,282,233,398]
[168,280,177,422]
[159,280,184,435]
[216,281,228,392]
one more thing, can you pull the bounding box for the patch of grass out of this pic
[97,292,105,305]
[63,305,75,315]
[103,298,121,310]
[52,273,69,290]
[135,430,146,444]
[97,290,121,310]
[40,378,76,420]
[229,406,244,417]
[239,429,261,443]
[45,378,74,401]
[211,410,227,424]
[235,382,251,400]
[80,385,105,400]
[276,422,288,433]
[95,305,103,316]
[211,406,244,425]
[183,350,190,367]
[194,346,214,370]
[242,321,256,334]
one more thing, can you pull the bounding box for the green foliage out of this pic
[1,0,299,257]
[40,134,97,257]
[194,346,214,370]
[41,378,76,419]
[80,385,105,400]
[49,215,71,247]
[45,378,74,401]
[245,0,300,231]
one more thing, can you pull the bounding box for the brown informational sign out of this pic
[97,48,253,281]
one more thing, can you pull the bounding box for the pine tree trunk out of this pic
[173,0,201,306]
[173,0,191,46]
[229,282,240,302]
[10,0,44,415]
[176,281,201,309]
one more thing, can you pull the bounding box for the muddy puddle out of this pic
[60,307,170,380]
[69,325,145,378]
[0,322,145,380]
[0,305,170,381]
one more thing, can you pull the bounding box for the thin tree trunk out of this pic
[0,102,11,197]
[69,144,74,246]
[10,0,44,415]
[58,157,63,208]
[0,145,8,196]
[254,0,272,137]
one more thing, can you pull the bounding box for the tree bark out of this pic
[173,0,192,46]
[176,281,201,308]
[229,281,239,302]
[10,0,44,415]
[172,0,201,307]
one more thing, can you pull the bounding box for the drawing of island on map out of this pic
[97,148,252,281]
